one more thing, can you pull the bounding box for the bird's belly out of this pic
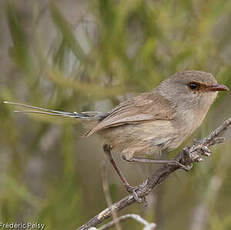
[99,120,182,160]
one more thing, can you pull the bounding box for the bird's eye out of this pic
[188,82,200,90]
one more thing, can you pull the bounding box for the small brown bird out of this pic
[4,70,229,198]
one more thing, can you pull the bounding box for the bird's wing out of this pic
[85,91,176,136]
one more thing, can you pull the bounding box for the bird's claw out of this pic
[192,142,211,157]
[199,145,211,157]
[125,185,147,205]
[179,162,193,171]
[165,160,193,171]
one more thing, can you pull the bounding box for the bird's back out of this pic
[85,91,175,137]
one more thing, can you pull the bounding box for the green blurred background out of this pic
[1,0,231,229]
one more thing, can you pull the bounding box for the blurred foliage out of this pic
[1,0,231,229]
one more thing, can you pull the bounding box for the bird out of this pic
[4,70,229,199]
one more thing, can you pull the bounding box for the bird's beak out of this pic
[209,84,229,92]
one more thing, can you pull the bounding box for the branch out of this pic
[87,214,156,230]
[100,162,122,230]
[99,214,156,230]
[77,117,231,230]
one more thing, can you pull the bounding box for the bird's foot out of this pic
[176,162,193,171]
[180,142,211,168]
[193,140,211,157]
[165,160,193,171]
[125,184,147,205]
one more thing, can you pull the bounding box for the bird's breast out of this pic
[99,120,181,159]
[173,105,210,143]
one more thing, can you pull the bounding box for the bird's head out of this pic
[157,70,229,112]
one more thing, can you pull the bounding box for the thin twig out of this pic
[100,162,122,230]
[99,214,156,230]
[77,117,231,230]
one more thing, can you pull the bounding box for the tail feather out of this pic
[3,101,108,120]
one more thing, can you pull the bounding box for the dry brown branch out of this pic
[77,117,231,230]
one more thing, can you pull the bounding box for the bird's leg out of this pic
[103,144,145,203]
[123,156,192,171]
[103,144,130,189]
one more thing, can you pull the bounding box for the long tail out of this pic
[3,101,107,120]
